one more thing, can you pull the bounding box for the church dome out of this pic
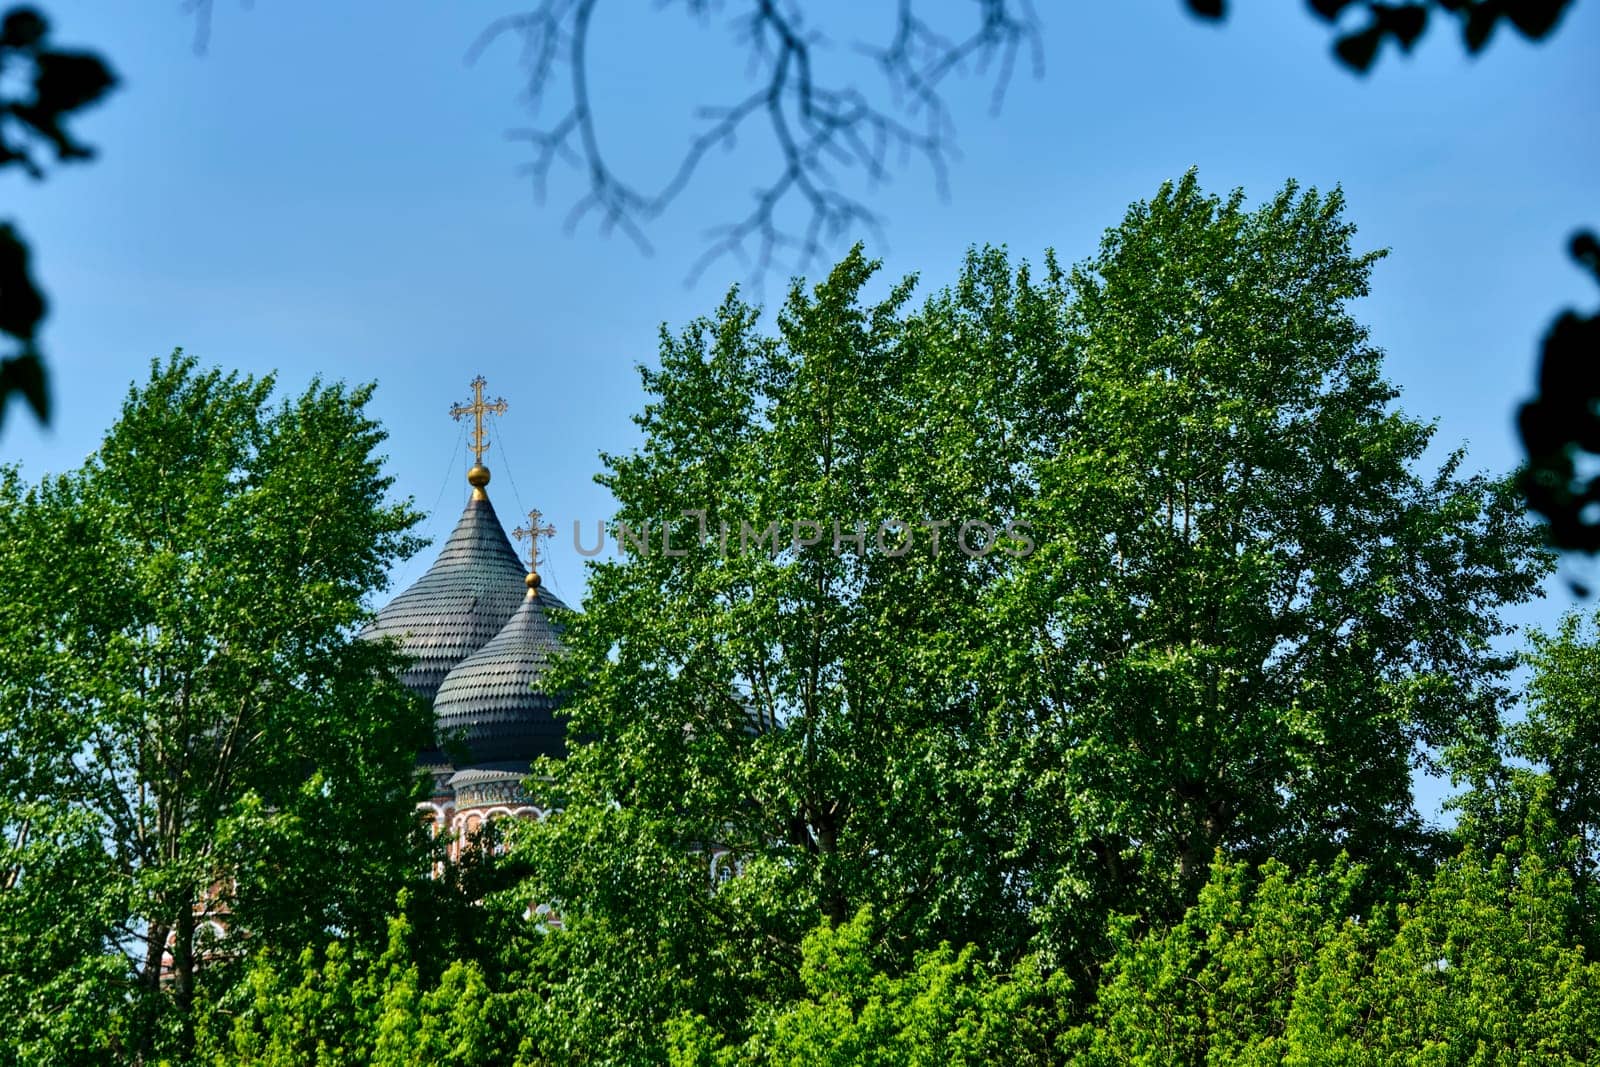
[363,490,536,701]
[432,581,569,766]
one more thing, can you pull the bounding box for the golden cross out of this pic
[449,375,508,467]
[513,509,557,574]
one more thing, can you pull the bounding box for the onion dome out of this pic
[363,488,533,701]
[432,574,569,766]
[365,375,550,703]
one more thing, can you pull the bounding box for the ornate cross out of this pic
[449,375,508,467]
[513,509,557,576]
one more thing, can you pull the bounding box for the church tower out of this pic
[363,377,569,853]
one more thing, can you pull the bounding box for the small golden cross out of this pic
[513,508,557,575]
[449,375,508,467]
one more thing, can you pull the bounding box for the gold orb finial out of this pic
[467,464,491,488]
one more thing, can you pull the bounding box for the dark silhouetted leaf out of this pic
[0,220,49,427]
[1505,0,1569,37]
[1464,4,1500,50]
[1310,0,1358,19]
[0,6,44,48]
[0,222,46,340]
[0,351,48,425]
[1335,25,1385,69]
[1186,0,1226,18]
[1572,231,1600,282]
[1378,3,1430,48]
[34,50,116,112]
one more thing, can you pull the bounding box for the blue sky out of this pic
[6,0,1597,630]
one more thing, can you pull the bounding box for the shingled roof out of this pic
[432,586,568,766]
[363,492,567,701]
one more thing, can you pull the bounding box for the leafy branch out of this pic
[1518,231,1600,556]
[0,6,116,430]
[1186,0,1577,72]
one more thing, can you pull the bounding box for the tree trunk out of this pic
[139,919,169,990]
[172,894,196,1056]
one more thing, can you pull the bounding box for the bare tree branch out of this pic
[468,0,1042,287]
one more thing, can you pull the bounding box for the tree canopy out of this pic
[0,354,431,1064]
[472,173,1554,1060]
[4,178,1594,1066]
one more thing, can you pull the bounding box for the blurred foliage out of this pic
[1519,232,1600,557]
[1187,0,1577,71]
[0,5,115,431]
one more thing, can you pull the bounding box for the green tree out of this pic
[508,241,1061,1060]
[1060,809,1600,1066]
[1453,608,1600,936]
[503,175,1546,1060]
[1516,614,1600,936]
[213,899,517,1067]
[999,174,1547,959]
[667,809,1600,1066]
[1066,856,1366,1065]
[0,804,131,1065]
[0,353,430,1063]
[668,908,1063,1067]
[1288,799,1600,1064]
